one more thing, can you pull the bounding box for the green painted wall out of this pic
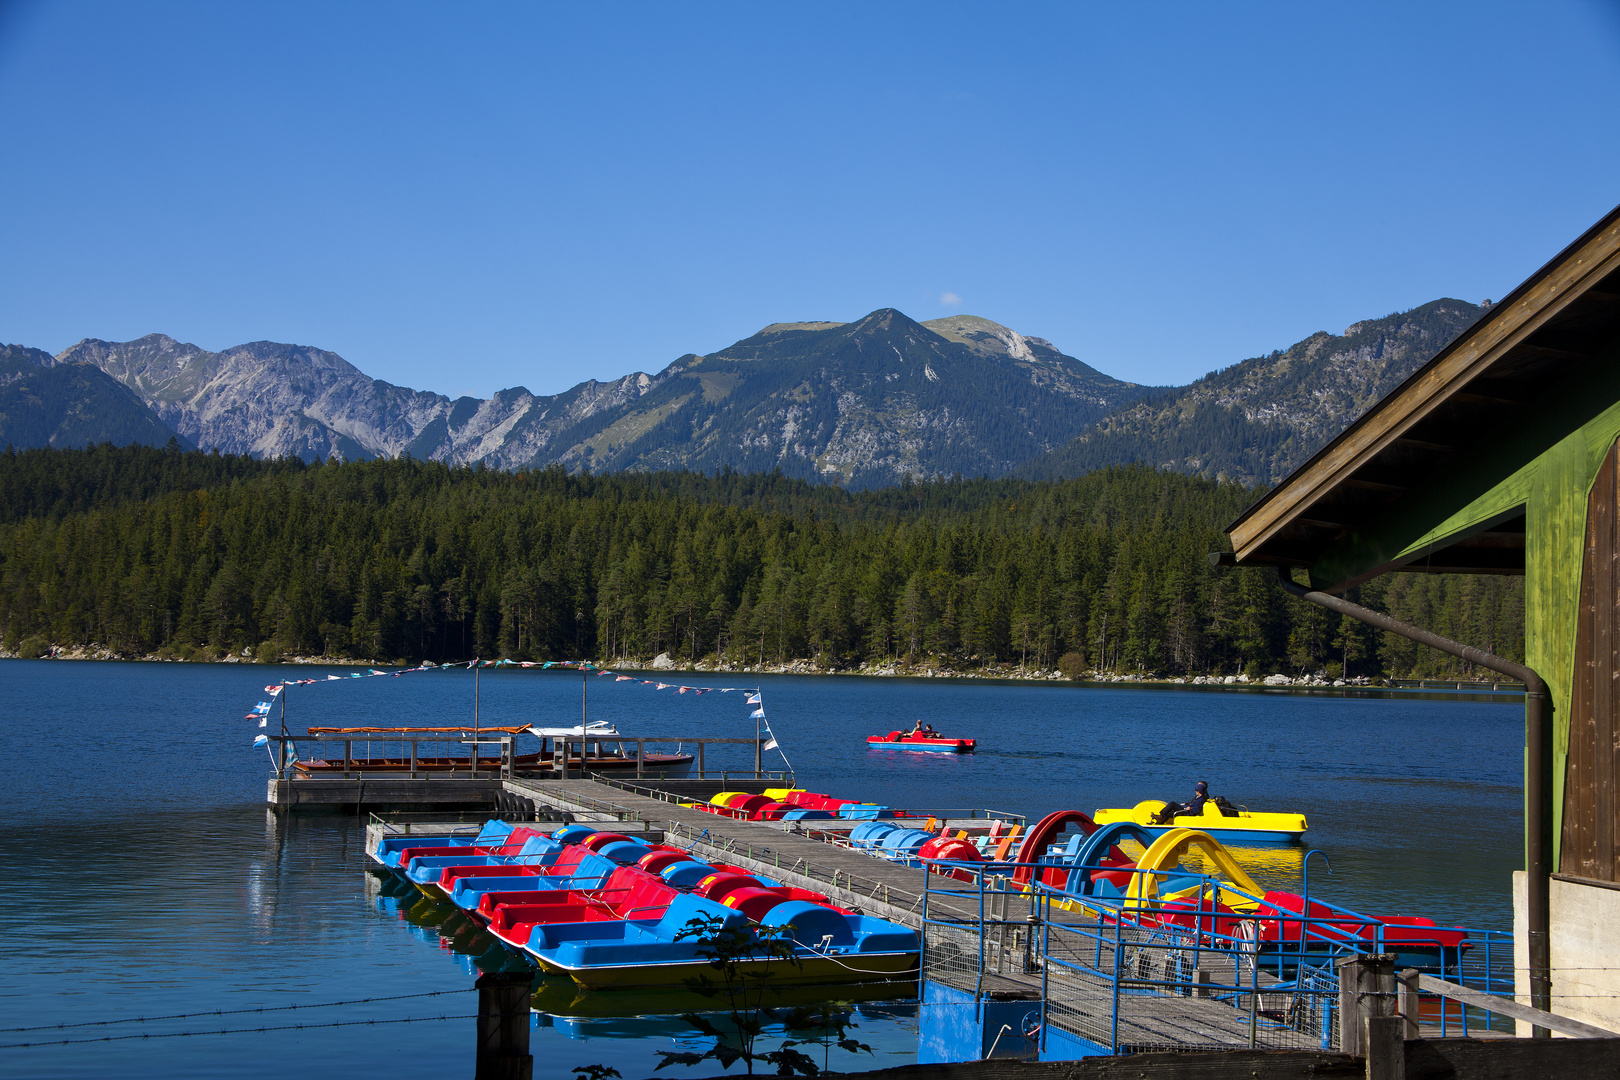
[1304,353,1620,870]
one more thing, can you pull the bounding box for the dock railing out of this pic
[552,735,785,781]
[919,858,1516,1056]
[267,733,520,780]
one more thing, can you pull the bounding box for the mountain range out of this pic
[2,299,1485,487]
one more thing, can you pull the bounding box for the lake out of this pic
[0,660,1524,1078]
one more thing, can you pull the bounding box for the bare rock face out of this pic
[56,334,664,467]
[55,310,1151,484]
[48,298,1480,489]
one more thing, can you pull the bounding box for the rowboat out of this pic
[866,729,975,753]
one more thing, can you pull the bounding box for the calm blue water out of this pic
[0,660,1524,1078]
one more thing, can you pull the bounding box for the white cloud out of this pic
[940,292,963,308]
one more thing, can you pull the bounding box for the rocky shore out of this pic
[0,642,1387,688]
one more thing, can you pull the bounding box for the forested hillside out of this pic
[0,445,1523,680]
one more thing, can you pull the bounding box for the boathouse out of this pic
[1224,203,1620,1032]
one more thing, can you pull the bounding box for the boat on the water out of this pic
[292,721,694,778]
[371,818,921,989]
[1093,799,1307,841]
[866,729,975,753]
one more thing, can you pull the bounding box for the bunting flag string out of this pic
[235,655,792,770]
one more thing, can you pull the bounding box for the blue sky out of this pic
[2,1,1618,400]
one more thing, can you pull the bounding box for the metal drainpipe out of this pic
[1273,572,1552,1035]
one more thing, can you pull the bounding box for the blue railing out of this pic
[918,856,1514,1054]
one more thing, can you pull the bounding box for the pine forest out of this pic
[0,444,1525,680]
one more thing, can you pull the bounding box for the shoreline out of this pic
[0,643,1522,695]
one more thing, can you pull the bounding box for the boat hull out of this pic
[1094,801,1305,842]
[866,740,973,753]
[295,752,693,779]
[541,950,920,989]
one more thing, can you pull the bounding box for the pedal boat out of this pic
[1094,799,1306,842]
[520,893,919,988]
[866,730,975,753]
[1008,817,1467,970]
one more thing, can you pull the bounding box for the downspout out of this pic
[1273,572,1552,1034]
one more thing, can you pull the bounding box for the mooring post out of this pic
[1398,967,1421,1039]
[475,970,534,1080]
[1336,954,1397,1062]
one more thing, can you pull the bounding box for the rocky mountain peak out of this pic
[922,314,1036,362]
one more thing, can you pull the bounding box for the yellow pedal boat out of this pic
[1094,800,1306,842]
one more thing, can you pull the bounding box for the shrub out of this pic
[17,635,47,659]
[1057,651,1087,680]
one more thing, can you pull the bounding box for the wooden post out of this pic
[1193,968,1213,998]
[475,970,533,1080]
[343,739,352,778]
[1336,954,1396,1057]
[409,738,418,779]
[637,739,645,779]
[1364,1015,1405,1080]
[1398,968,1420,1039]
[697,741,705,779]
[754,737,763,776]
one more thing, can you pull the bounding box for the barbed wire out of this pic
[0,988,476,1035]
[0,1013,478,1051]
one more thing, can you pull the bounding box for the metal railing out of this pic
[919,859,1516,1055]
[267,734,519,780]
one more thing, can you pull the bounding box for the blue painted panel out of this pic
[916,981,1044,1063]
[1039,1024,1111,1060]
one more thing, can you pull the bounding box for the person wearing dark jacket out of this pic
[1153,781,1211,825]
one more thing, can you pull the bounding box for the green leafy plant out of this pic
[778,1002,873,1074]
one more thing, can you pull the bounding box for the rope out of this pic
[0,1013,479,1050]
[0,988,475,1034]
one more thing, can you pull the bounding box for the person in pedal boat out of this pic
[1152,780,1210,824]
[908,720,938,738]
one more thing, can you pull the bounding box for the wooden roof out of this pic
[1227,204,1620,587]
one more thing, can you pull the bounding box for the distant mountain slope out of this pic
[55,334,656,467]
[551,309,1154,485]
[1016,299,1486,486]
[57,311,1153,484]
[0,343,186,450]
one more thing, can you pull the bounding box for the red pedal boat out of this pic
[867,729,975,753]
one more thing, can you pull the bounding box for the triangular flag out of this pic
[746,692,762,704]
[656,683,670,690]
[327,674,341,681]
[678,687,690,694]
[265,684,283,696]
[616,676,633,682]
[258,718,267,728]
[751,708,765,719]
[762,737,778,751]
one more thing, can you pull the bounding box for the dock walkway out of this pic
[505,777,984,928]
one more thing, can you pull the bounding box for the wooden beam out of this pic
[1416,974,1620,1039]
[1229,214,1620,564]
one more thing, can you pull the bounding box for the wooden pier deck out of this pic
[505,777,980,928]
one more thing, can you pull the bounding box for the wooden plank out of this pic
[1605,445,1620,883]
[1416,974,1620,1039]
